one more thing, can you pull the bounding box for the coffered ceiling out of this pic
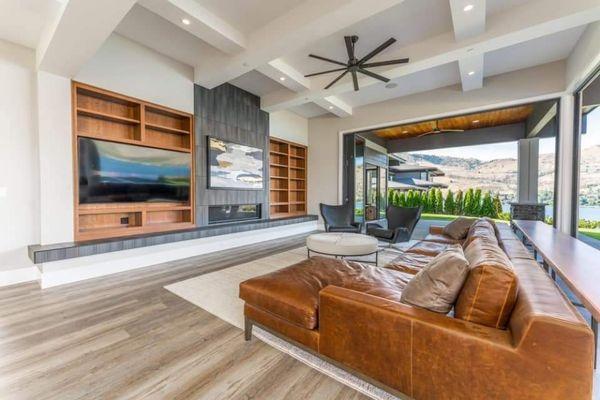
[1,0,599,119]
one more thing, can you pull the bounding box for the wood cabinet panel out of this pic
[72,81,195,241]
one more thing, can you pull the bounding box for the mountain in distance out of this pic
[399,145,600,206]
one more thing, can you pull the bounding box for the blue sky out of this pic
[411,107,600,161]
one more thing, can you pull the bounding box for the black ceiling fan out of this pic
[418,120,464,137]
[305,35,409,91]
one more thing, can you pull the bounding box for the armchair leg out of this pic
[244,316,253,341]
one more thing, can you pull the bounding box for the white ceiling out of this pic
[282,0,453,76]
[230,70,288,96]
[0,0,596,120]
[0,0,62,49]
[483,26,585,76]
[194,0,305,34]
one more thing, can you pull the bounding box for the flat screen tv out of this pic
[207,137,264,190]
[78,138,191,204]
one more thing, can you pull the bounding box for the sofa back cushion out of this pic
[401,244,470,313]
[442,217,476,240]
[463,218,498,248]
[455,238,518,328]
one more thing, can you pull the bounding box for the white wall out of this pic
[0,40,40,285]
[269,110,308,145]
[307,61,566,217]
[37,71,73,244]
[76,34,194,113]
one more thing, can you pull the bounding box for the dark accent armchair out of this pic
[366,205,422,244]
[319,203,362,233]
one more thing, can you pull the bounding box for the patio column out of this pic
[517,138,539,203]
[556,94,576,235]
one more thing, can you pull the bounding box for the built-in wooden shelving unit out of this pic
[269,137,307,219]
[72,81,195,241]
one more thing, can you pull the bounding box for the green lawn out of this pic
[420,213,510,225]
[579,228,600,240]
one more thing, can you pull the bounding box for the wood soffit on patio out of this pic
[373,105,534,140]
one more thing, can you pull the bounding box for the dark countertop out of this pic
[29,215,318,264]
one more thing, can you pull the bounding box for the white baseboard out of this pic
[0,266,40,287]
[40,221,317,288]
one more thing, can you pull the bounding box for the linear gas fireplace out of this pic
[208,204,262,224]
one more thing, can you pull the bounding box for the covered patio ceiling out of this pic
[373,104,535,140]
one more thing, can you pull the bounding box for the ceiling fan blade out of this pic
[361,58,409,68]
[344,36,355,61]
[358,68,389,83]
[351,70,359,91]
[358,38,396,64]
[324,70,348,89]
[308,54,347,67]
[304,67,347,78]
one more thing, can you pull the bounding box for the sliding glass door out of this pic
[573,69,600,248]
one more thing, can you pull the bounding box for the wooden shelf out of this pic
[269,137,307,219]
[145,122,190,135]
[77,108,140,124]
[73,81,195,241]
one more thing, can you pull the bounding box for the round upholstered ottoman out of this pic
[306,232,379,265]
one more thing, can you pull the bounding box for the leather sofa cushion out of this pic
[442,217,476,240]
[384,252,434,274]
[406,240,450,257]
[463,218,498,248]
[239,256,410,330]
[401,244,470,313]
[423,233,461,244]
[455,238,519,329]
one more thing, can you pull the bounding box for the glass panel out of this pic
[365,166,378,221]
[577,105,600,248]
[354,138,365,223]
[379,168,387,219]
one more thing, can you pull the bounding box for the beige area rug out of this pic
[165,244,413,400]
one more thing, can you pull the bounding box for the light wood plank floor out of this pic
[0,234,368,400]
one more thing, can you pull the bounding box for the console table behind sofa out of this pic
[511,219,600,365]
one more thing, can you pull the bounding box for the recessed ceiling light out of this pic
[472,119,480,124]
[463,4,474,11]
[328,106,334,110]
[385,82,398,89]
[279,77,286,81]
[468,71,475,76]
[181,18,191,25]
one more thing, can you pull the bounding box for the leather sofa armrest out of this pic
[429,225,445,234]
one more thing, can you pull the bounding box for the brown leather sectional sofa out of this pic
[239,219,594,399]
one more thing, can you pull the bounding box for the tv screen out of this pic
[208,137,264,190]
[78,138,191,204]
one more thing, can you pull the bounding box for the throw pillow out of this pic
[442,217,476,240]
[400,244,470,313]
